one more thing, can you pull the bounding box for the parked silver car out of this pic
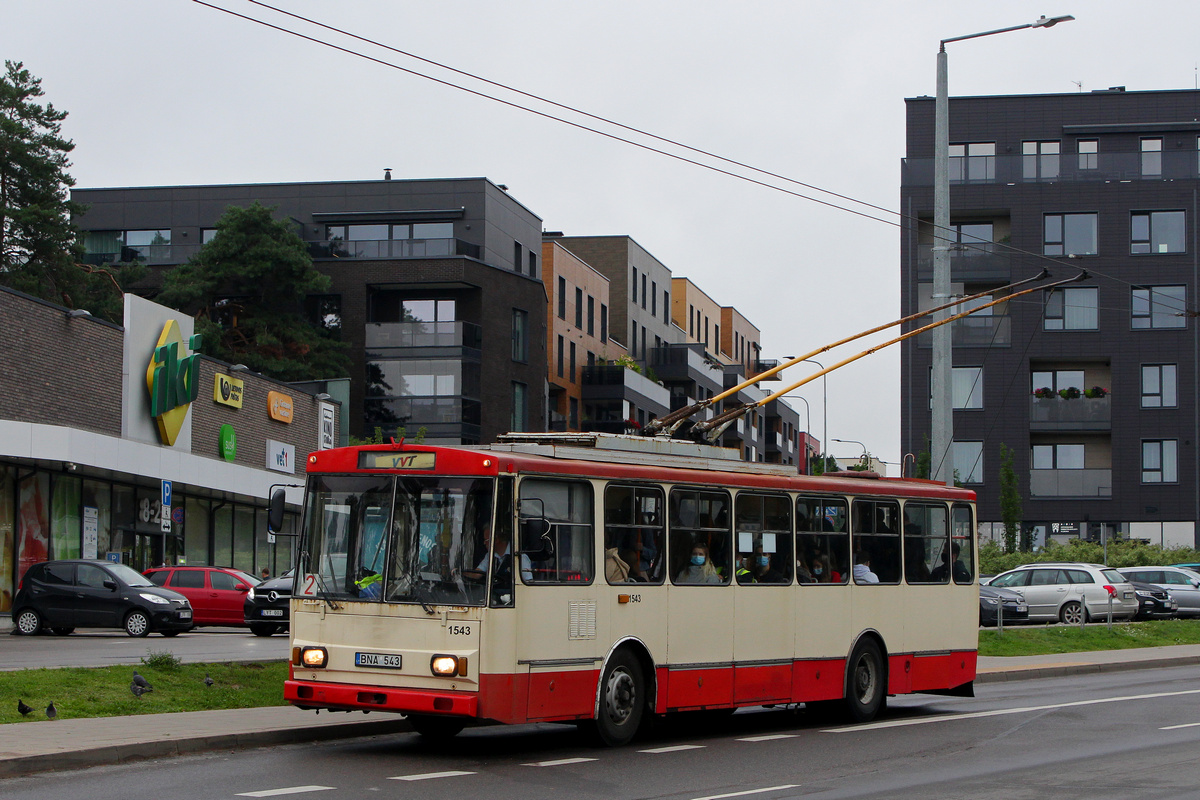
[986,562,1138,623]
[1117,566,1200,618]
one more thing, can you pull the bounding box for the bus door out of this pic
[515,478,603,722]
[794,496,853,702]
[664,488,735,710]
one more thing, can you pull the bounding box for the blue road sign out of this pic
[162,479,172,508]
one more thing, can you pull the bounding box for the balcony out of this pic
[365,321,482,355]
[902,150,1200,187]
[364,396,481,428]
[1030,396,1111,431]
[1029,468,1112,498]
[649,345,724,388]
[916,315,1011,348]
[915,243,1011,282]
[307,238,481,260]
[751,359,782,380]
[83,243,200,266]
[581,365,671,411]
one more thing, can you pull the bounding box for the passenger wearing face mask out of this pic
[811,553,833,583]
[676,543,722,584]
[737,545,785,584]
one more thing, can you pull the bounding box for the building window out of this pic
[1044,287,1098,330]
[641,274,647,309]
[1023,140,1060,180]
[1031,443,1084,470]
[651,281,657,317]
[305,294,342,337]
[1078,139,1098,170]
[587,296,595,336]
[569,397,579,430]
[528,251,537,276]
[600,304,608,343]
[1132,286,1187,329]
[1141,138,1162,177]
[930,366,984,409]
[631,267,637,300]
[200,228,218,244]
[367,295,455,323]
[511,309,528,362]
[951,222,993,251]
[663,290,670,324]
[1142,364,1178,408]
[514,242,522,272]
[1032,369,1084,396]
[630,322,637,357]
[1131,211,1186,254]
[949,142,995,182]
[557,277,566,319]
[951,441,983,483]
[511,382,528,432]
[569,342,576,382]
[1044,213,1097,256]
[556,335,564,378]
[574,287,583,329]
[641,326,647,359]
[1142,440,1178,483]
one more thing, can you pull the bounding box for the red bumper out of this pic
[286,679,479,717]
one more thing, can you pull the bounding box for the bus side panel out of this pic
[478,672,530,724]
[527,668,600,721]
[888,654,914,694]
[665,667,734,710]
[790,658,845,702]
[733,663,793,704]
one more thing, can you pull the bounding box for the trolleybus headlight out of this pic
[301,647,328,668]
[430,654,463,676]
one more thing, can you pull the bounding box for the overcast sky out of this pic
[7,1,1200,467]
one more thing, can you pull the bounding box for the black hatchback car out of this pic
[1130,580,1178,620]
[243,569,292,636]
[12,560,194,637]
[980,584,1029,626]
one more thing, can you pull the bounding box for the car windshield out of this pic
[107,563,155,587]
[301,474,494,607]
[1102,569,1127,583]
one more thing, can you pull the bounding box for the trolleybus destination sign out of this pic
[357,452,436,470]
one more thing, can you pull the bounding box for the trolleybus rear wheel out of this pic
[408,714,465,741]
[845,638,886,723]
[590,649,645,746]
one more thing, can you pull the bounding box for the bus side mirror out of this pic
[268,488,286,533]
[521,518,555,562]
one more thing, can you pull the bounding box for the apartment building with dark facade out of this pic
[901,88,1200,548]
[73,178,547,445]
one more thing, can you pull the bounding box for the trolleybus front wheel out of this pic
[589,649,645,746]
[407,714,465,741]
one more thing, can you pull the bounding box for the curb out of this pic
[976,654,1199,684]
[0,717,412,779]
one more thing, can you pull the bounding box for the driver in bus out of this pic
[461,525,533,583]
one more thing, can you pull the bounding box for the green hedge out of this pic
[979,537,1200,576]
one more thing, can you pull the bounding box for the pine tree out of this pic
[156,202,350,381]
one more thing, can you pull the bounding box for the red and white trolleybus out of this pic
[278,432,978,745]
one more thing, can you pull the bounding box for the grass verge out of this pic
[979,619,1200,657]
[0,656,288,724]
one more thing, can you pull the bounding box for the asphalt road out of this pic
[2,627,290,670]
[4,663,1200,799]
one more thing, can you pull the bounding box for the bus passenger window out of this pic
[852,500,901,584]
[951,504,976,584]
[604,485,665,584]
[905,503,949,584]
[734,493,792,585]
[796,497,848,584]
[670,488,731,585]
[518,479,594,585]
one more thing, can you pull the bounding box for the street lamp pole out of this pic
[802,358,828,471]
[779,393,811,471]
[931,14,1074,488]
[832,437,869,469]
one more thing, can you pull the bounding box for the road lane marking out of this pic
[690,786,800,800]
[1161,722,1200,730]
[825,688,1200,733]
[237,788,335,798]
[737,734,798,742]
[641,744,706,753]
[523,757,599,767]
[388,770,476,781]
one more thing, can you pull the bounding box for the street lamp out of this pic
[931,14,1074,487]
[788,357,828,472]
[832,438,869,469]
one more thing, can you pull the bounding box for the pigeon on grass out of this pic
[132,671,153,692]
[17,699,32,716]
[46,702,57,720]
[204,673,214,688]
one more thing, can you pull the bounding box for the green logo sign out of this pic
[219,424,237,462]
[144,320,203,446]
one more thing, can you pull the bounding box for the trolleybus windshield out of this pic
[300,474,494,607]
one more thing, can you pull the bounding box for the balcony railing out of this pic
[363,396,481,427]
[1029,468,1112,498]
[916,315,1011,348]
[308,238,481,260]
[83,243,200,266]
[365,321,482,352]
[902,150,1200,187]
[1030,396,1111,431]
[915,243,1011,282]
[581,365,671,408]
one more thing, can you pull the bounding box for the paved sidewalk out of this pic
[2,645,1198,779]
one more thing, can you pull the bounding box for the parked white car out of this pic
[986,562,1138,623]
[1117,566,1200,618]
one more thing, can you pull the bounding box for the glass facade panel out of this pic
[234,506,255,573]
[185,497,210,566]
[17,472,50,581]
[213,504,233,567]
[50,475,81,560]
[0,466,13,612]
[951,441,983,484]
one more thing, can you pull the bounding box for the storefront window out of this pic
[112,485,135,563]
[17,472,50,581]
[51,475,82,560]
[185,497,210,566]
[234,505,255,573]
[0,466,14,612]
[81,480,111,560]
[214,504,233,567]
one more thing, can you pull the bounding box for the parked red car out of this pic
[144,566,260,627]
